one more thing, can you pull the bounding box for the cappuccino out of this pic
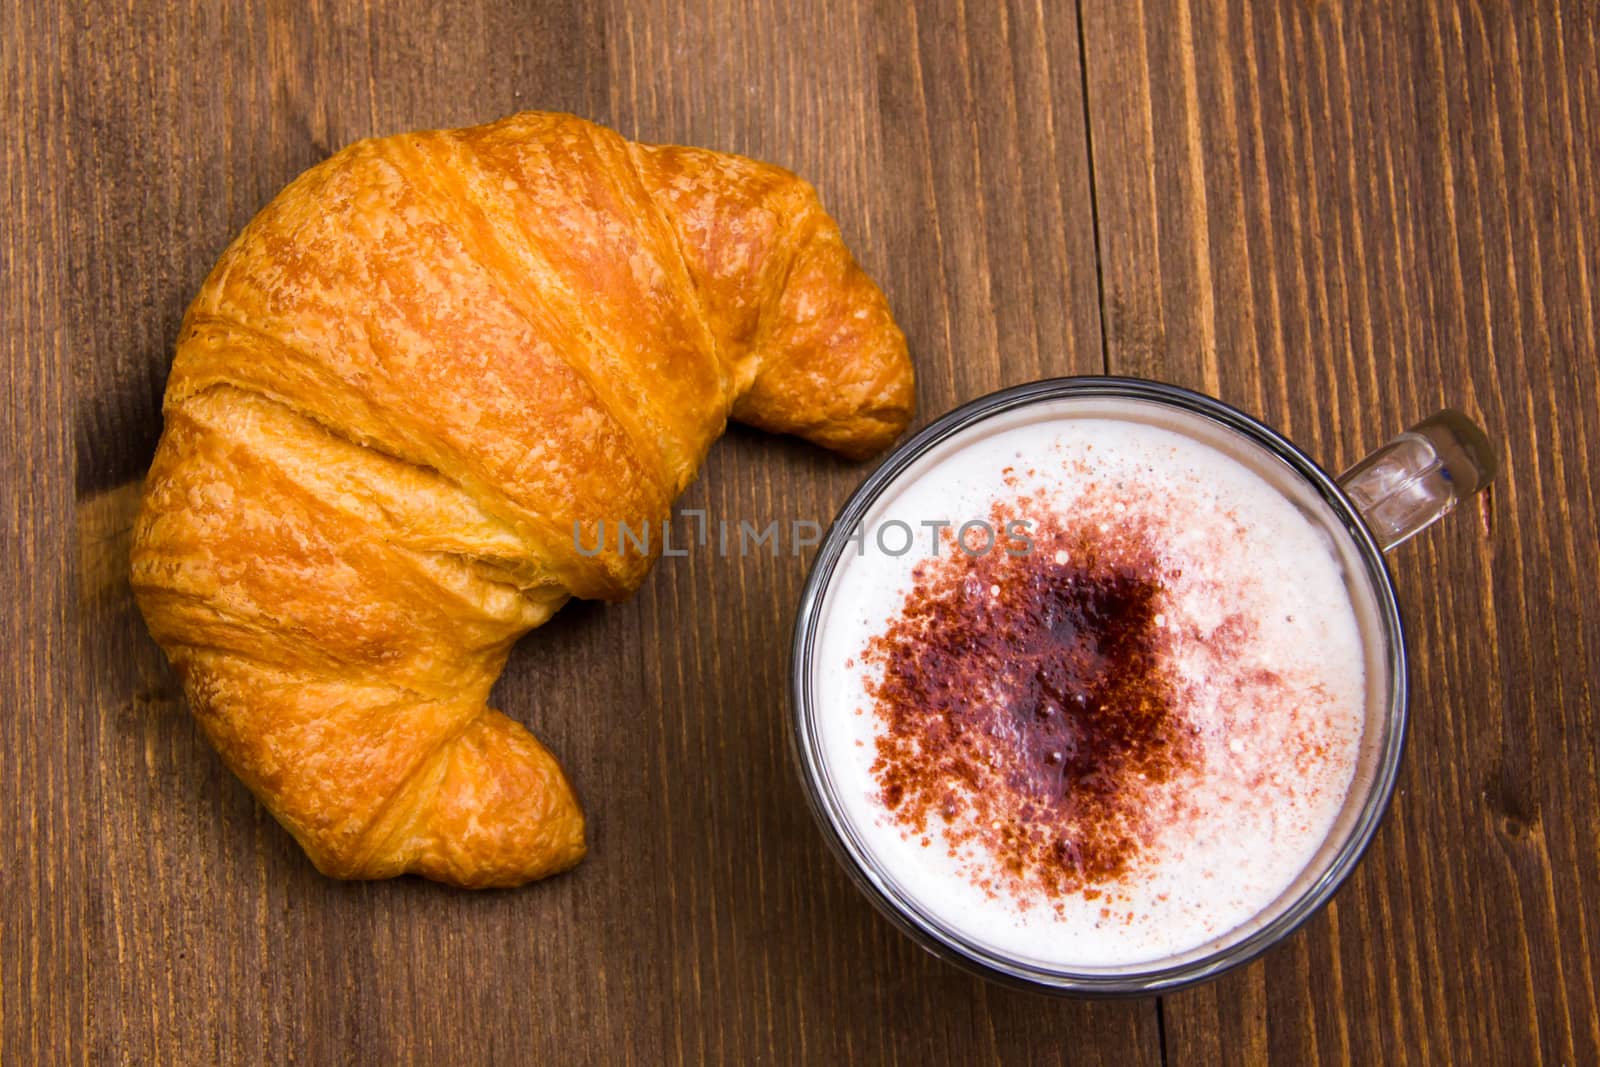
[809,403,1371,967]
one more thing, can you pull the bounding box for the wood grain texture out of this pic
[4,3,89,1066]
[5,0,1596,1062]
[1081,1,1600,1063]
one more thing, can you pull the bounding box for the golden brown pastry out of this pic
[131,111,914,888]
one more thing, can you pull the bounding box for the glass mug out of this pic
[789,377,1495,995]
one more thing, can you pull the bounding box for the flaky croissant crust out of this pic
[131,112,914,887]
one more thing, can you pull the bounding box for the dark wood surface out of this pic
[5,1,1597,1062]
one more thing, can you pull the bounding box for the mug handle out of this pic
[1338,410,1498,552]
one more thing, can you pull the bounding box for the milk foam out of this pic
[810,404,1370,968]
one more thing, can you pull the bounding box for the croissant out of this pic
[130,111,914,888]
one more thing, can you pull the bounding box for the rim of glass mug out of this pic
[788,375,1466,996]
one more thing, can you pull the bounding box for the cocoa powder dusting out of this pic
[864,508,1197,907]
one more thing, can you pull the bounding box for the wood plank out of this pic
[62,1,609,1063]
[570,1,1140,1062]
[3,3,90,1065]
[1080,1,1600,1062]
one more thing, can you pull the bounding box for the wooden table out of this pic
[7,2,1597,1062]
